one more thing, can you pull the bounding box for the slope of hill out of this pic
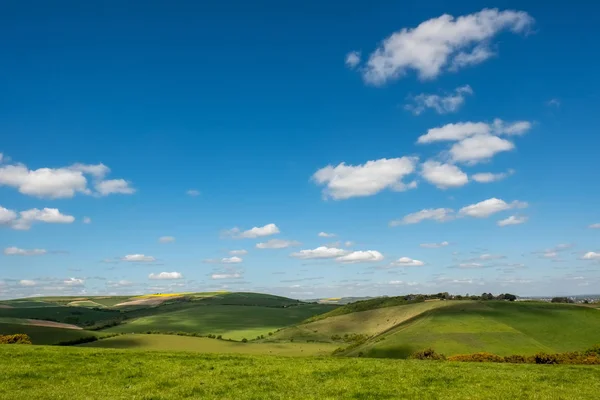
[269,300,459,342]
[344,301,600,358]
[102,304,336,340]
[0,322,98,345]
[2,346,600,399]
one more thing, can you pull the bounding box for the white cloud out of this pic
[186,189,200,197]
[450,134,515,163]
[318,232,336,238]
[158,236,175,243]
[344,241,354,247]
[229,249,248,256]
[417,122,490,143]
[420,241,449,248]
[211,273,242,280]
[221,256,243,264]
[336,250,384,263]
[360,9,534,84]
[291,246,349,259]
[582,252,600,260]
[19,279,36,286]
[390,257,424,266]
[345,51,361,68]
[0,158,133,198]
[95,179,135,196]
[313,157,418,200]
[82,216,92,224]
[256,239,300,249]
[457,262,485,269]
[4,247,47,256]
[11,208,75,231]
[149,272,183,280]
[459,198,527,218]
[497,215,528,226]
[390,208,454,226]
[472,169,514,183]
[405,85,473,115]
[421,160,468,189]
[477,254,506,261]
[224,223,280,239]
[0,206,18,225]
[64,278,84,286]
[122,254,156,262]
[547,98,560,108]
[589,223,600,229]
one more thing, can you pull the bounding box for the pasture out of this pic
[1,345,599,399]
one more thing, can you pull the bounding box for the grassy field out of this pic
[270,300,459,342]
[346,301,600,358]
[80,334,337,356]
[0,305,123,327]
[0,323,98,345]
[1,346,599,399]
[103,304,336,340]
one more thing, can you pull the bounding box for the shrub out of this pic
[533,353,559,364]
[0,334,32,345]
[217,335,222,340]
[584,344,600,356]
[448,353,504,363]
[410,348,446,361]
[503,354,528,364]
[241,338,248,343]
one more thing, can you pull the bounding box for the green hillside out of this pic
[345,301,600,358]
[80,334,337,356]
[0,305,123,328]
[103,304,335,340]
[0,322,98,345]
[1,346,599,399]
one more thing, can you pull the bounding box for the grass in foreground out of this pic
[1,345,599,399]
[80,333,337,356]
[103,304,334,340]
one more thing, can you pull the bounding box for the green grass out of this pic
[103,304,335,340]
[0,300,57,308]
[0,323,98,345]
[194,292,307,307]
[1,346,599,399]
[347,301,600,358]
[0,305,123,328]
[80,334,337,356]
[270,300,460,342]
[303,296,424,323]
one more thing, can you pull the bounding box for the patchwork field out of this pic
[103,304,336,340]
[1,346,599,399]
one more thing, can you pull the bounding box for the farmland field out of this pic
[1,346,599,399]
[103,304,335,340]
[0,323,98,345]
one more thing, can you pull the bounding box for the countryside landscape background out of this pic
[2,0,600,398]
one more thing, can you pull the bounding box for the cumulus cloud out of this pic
[390,208,454,226]
[318,232,336,238]
[390,257,424,267]
[405,85,473,115]
[290,246,349,259]
[359,8,534,84]
[64,277,84,286]
[336,250,384,263]
[420,241,449,248]
[158,236,175,243]
[2,207,76,231]
[224,223,280,239]
[582,252,600,260]
[122,254,156,262]
[204,256,243,264]
[19,279,36,286]
[345,51,361,68]
[0,157,133,198]
[229,249,247,255]
[497,215,528,226]
[211,273,242,280]
[149,272,183,280]
[421,160,468,189]
[312,157,418,200]
[450,134,515,163]
[459,198,527,218]
[4,247,47,256]
[472,169,514,183]
[256,239,300,249]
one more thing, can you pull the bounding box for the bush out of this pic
[241,338,248,343]
[533,353,560,365]
[503,354,528,364]
[448,352,504,363]
[56,336,98,346]
[584,344,600,356]
[0,334,32,344]
[410,348,446,361]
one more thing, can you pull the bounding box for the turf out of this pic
[103,304,335,340]
[80,334,337,356]
[1,346,599,399]
[347,301,600,358]
[0,306,122,328]
[0,323,98,345]
[270,300,460,342]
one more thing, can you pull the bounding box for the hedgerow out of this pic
[0,334,32,344]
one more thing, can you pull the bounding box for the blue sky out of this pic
[1,1,599,299]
